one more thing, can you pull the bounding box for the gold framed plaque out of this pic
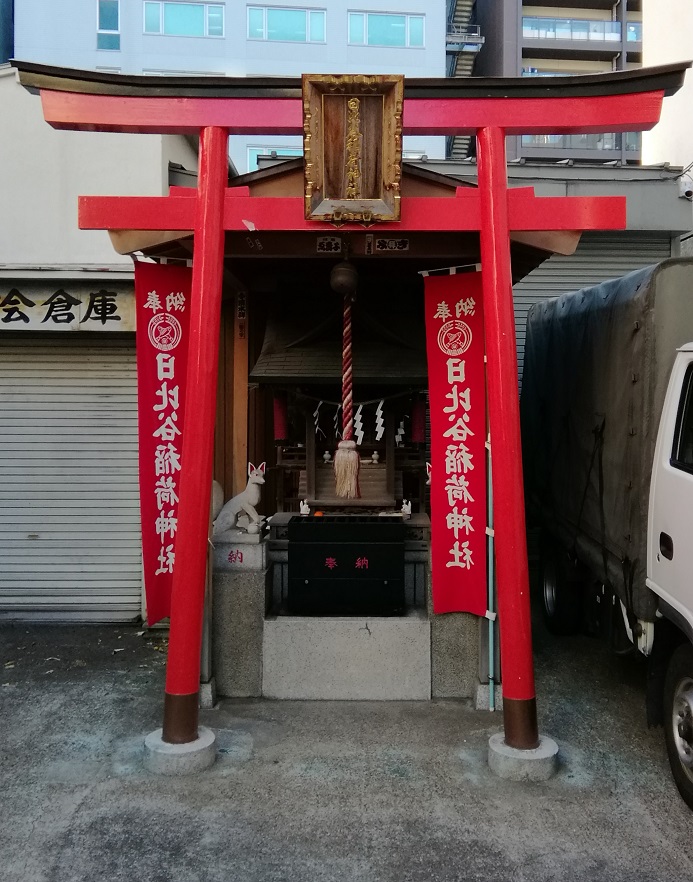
[302,73,404,225]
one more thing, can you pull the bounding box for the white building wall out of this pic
[14,0,446,170]
[15,1,444,76]
[642,0,693,169]
[0,66,193,267]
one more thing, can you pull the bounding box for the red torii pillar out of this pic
[23,70,675,750]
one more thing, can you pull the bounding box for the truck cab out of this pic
[647,346,693,807]
[648,345,693,643]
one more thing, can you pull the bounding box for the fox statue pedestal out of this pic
[212,526,267,571]
[212,527,270,698]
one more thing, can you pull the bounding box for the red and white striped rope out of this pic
[342,293,353,441]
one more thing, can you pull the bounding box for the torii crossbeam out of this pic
[14,60,689,755]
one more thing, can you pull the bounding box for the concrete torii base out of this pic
[144,726,217,775]
[488,733,559,782]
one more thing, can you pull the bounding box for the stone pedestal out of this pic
[212,529,270,698]
[430,612,480,699]
[488,733,559,782]
[425,552,480,699]
[144,727,216,776]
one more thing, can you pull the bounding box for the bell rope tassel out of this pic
[334,439,360,498]
[334,293,360,498]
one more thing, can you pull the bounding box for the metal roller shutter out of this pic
[0,336,142,621]
[514,232,673,384]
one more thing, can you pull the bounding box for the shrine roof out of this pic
[104,157,582,265]
[249,287,428,386]
[235,157,476,193]
[12,60,689,101]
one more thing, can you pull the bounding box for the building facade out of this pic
[13,0,477,171]
[475,0,643,164]
[641,0,693,171]
[0,64,197,621]
[0,0,13,64]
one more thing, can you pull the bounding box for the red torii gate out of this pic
[15,61,688,756]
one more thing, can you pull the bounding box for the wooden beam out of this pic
[403,91,666,136]
[80,190,627,235]
[232,291,249,496]
[41,90,303,134]
[41,87,665,137]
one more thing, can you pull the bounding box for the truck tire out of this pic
[541,547,583,636]
[664,643,693,810]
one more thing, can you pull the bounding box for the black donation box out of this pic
[287,515,406,616]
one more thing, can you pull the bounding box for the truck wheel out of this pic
[541,548,583,636]
[664,643,693,810]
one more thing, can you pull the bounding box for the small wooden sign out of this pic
[303,74,403,225]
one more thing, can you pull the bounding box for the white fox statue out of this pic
[213,462,266,535]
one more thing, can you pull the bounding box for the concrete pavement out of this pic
[1,619,692,882]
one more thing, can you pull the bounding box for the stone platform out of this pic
[263,609,431,700]
[212,514,481,700]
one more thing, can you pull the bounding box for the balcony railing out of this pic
[521,132,642,152]
[521,68,564,76]
[446,23,484,51]
[523,16,622,42]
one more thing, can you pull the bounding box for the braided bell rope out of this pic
[342,293,353,441]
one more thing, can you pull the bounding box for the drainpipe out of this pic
[616,0,628,164]
[486,432,496,710]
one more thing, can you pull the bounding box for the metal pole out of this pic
[476,126,539,750]
[200,541,213,686]
[486,433,496,712]
[162,125,228,744]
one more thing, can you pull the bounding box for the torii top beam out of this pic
[13,61,690,137]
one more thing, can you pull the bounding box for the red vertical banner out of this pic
[424,270,487,616]
[134,261,192,625]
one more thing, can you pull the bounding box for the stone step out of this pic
[263,610,431,700]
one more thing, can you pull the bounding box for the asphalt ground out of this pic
[1,616,692,882]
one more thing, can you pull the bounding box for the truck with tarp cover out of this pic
[521,257,693,809]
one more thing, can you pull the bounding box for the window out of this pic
[349,12,424,48]
[247,7,325,43]
[522,16,622,43]
[627,22,642,42]
[521,133,620,150]
[143,68,221,75]
[144,2,224,37]
[672,365,693,472]
[98,0,120,50]
[248,146,304,171]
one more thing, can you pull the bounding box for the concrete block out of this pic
[213,569,270,698]
[488,732,559,782]
[263,610,431,700]
[199,677,216,709]
[430,612,480,698]
[426,553,481,699]
[144,726,216,776]
[475,682,503,711]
